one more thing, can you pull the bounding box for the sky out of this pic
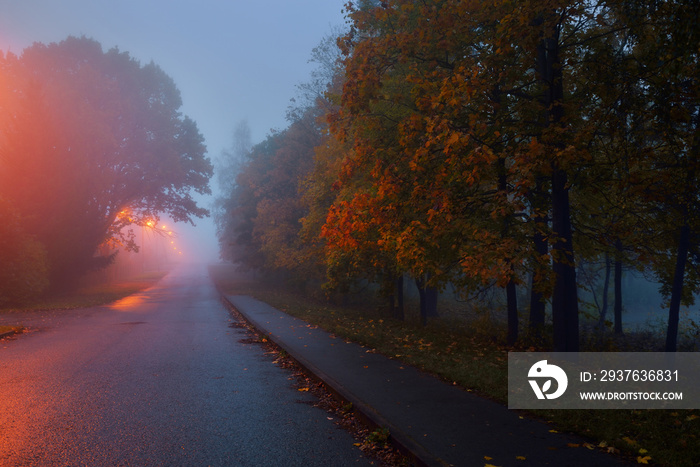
[0,0,349,263]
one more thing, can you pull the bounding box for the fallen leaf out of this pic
[686,414,699,421]
[637,455,652,464]
[516,455,526,460]
[583,443,595,450]
[567,443,580,448]
[549,429,558,433]
[298,387,309,392]
[638,449,648,455]
[623,437,638,446]
[484,456,493,461]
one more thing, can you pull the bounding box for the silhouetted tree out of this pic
[0,37,212,289]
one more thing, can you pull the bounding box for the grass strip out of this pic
[0,325,23,335]
[0,271,168,314]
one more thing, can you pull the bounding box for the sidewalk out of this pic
[224,295,630,467]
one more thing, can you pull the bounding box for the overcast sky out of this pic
[0,0,348,262]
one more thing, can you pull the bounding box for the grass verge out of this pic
[209,263,699,467]
[0,325,24,336]
[0,271,168,314]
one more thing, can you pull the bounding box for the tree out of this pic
[214,120,252,261]
[253,110,321,275]
[575,0,700,350]
[326,0,537,331]
[0,37,212,288]
[0,197,49,305]
[630,0,700,351]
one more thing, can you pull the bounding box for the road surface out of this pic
[0,265,370,466]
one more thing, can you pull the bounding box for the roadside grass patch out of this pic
[0,271,168,313]
[0,325,24,336]
[209,263,700,466]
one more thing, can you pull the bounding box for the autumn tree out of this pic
[326,0,670,347]
[214,120,252,261]
[223,112,322,279]
[0,37,212,289]
[325,1,548,333]
[220,31,345,281]
[253,110,322,276]
[216,0,699,351]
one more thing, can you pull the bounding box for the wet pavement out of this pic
[0,265,370,466]
[225,295,633,467]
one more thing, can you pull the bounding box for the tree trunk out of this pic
[551,168,579,352]
[598,252,611,329]
[666,223,690,352]
[538,17,579,352]
[529,178,548,337]
[493,148,519,345]
[506,277,518,345]
[415,278,427,326]
[425,285,438,318]
[396,275,405,321]
[389,274,405,320]
[614,242,623,335]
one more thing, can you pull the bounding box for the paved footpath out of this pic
[224,295,631,467]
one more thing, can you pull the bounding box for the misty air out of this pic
[1,1,699,466]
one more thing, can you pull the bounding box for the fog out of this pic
[0,0,348,264]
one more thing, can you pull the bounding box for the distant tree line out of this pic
[216,0,699,352]
[0,36,212,303]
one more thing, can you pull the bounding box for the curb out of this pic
[220,295,445,467]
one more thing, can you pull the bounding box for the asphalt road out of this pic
[0,265,370,466]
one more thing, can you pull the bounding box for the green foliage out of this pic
[364,427,390,448]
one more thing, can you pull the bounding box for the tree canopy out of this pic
[0,36,212,290]
[217,0,700,351]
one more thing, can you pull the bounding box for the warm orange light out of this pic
[146,221,153,227]
[109,293,148,310]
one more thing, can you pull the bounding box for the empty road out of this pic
[0,265,369,466]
